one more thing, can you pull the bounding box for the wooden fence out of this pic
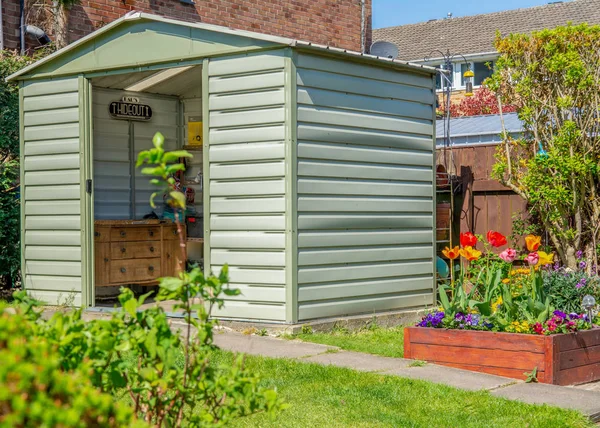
[437,144,527,244]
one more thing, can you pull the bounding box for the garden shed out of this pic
[9,12,437,323]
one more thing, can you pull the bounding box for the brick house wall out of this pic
[2,0,372,53]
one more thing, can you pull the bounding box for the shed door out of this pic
[21,77,87,306]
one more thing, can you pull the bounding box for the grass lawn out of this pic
[292,325,405,358]
[213,351,591,428]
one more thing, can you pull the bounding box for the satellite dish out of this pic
[370,41,399,59]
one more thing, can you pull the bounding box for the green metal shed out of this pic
[9,12,438,323]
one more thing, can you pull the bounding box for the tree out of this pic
[442,87,517,117]
[488,24,600,269]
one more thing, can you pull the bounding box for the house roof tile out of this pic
[373,0,600,61]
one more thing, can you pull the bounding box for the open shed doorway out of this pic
[89,65,205,309]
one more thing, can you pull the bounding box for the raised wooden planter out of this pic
[404,326,600,385]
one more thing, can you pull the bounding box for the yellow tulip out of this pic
[459,246,482,261]
[537,251,554,266]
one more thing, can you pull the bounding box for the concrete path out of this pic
[212,330,600,422]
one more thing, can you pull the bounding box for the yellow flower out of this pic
[537,251,554,266]
[459,246,482,261]
[502,278,510,284]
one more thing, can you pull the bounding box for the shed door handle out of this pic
[120,267,126,273]
[148,266,154,271]
[121,247,126,253]
[94,232,100,237]
[120,231,126,237]
[148,230,154,237]
[150,246,155,252]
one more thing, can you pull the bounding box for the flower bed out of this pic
[404,327,600,385]
[412,230,600,384]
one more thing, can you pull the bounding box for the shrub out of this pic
[542,269,600,314]
[0,303,144,428]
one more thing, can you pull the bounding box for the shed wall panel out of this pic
[21,78,83,305]
[207,53,289,321]
[295,53,435,321]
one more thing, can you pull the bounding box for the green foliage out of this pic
[489,24,600,267]
[0,50,50,284]
[524,367,539,383]
[0,302,145,428]
[543,269,600,314]
[135,131,192,210]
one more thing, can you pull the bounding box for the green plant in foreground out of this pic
[0,303,145,428]
[0,132,284,427]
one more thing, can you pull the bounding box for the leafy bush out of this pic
[0,303,145,427]
[542,269,600,314]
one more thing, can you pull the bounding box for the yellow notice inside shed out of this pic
[187,118,203,146]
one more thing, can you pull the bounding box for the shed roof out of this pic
[373,0,600,61]
[436,113,523,139]
[9,12,436,82]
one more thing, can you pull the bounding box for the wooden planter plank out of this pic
[405,327,600,385]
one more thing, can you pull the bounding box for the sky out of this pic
[373,0,556,29]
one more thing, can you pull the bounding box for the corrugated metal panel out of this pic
[210,125,285,145]
[211,231,285,249]
[25,200,80,215]
[210,179,285,196]
[210,142,285,162]
[21,78,83,306]
[24,138,80,156]
[207,52,288,321]
[24,170,80,186]
[25,231,81,246]
[295,53,435,320]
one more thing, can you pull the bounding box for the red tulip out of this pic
[487,230,507,248]
[460,232,477,248]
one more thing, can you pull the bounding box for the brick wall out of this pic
[2,0,372,53]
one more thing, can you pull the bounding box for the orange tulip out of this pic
[460,246,482,261]
[442,246,460,260]
[525,235,541,252]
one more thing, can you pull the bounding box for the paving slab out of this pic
[381,364,517,391]
[213,331,337,358]
[492,383,600,421]
[303,350,412,372]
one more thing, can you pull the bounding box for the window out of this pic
[435,64,453,90]
[474,61,494,86]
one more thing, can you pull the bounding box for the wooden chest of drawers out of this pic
[94,220,186,287]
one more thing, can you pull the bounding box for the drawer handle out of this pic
[94,231,100,237]
[149,230,154,237]
[120,231,126,237]
[172,230,177,235]
[167,253,171,259]
[104,258,109,262]
[148,266,154,272]
[121,247,126,253]
[120,267,126,273]
[150,246,155,252]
